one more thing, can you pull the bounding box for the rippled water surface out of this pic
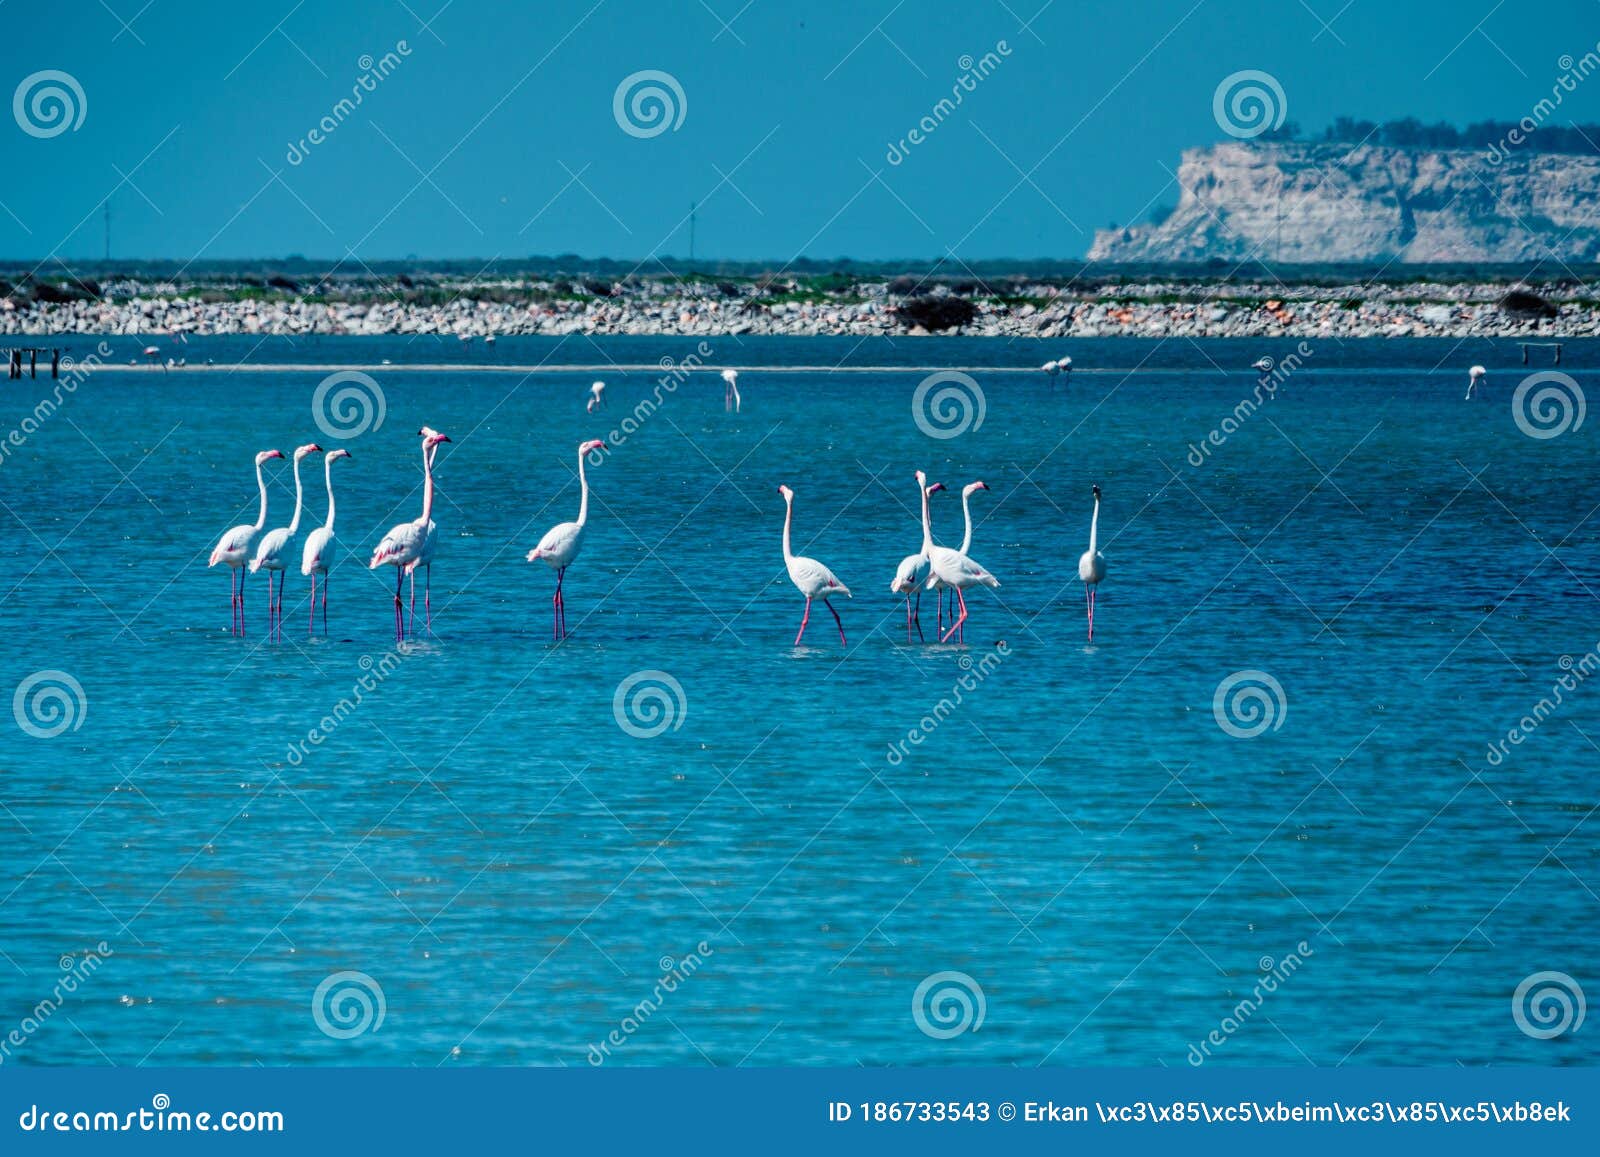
[2,335,1596,1066]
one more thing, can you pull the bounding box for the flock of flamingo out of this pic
[206,370,1109,646]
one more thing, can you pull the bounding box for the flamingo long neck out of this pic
[1088,497,1100,555]
[782,494,795,561]
[419,441,436,526]
[575,448,590,528]
[322,456,337,532]
[252,458,269,531]
[286,454,306,535]
[959,489,975,555]
[919,483,935,554]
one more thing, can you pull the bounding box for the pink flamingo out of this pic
[924,480,989,633]
[208,449,284,635]
[926,479,1000,644]
[1078,484,1106,640]
[890,475,945,641]
[526,439,607,639]
[250,443,324,638]
[300,448,352,635]
[370,429,450,639]
[779,484,851,645]
[404,426,443,635]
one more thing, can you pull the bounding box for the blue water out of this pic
[1,335,1596,1067]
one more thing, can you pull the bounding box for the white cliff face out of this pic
[1089,142,1600,263]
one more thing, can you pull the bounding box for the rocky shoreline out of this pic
[1,279,1587,341]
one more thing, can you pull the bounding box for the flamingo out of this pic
[1467,364,1486,400]
[300,448,352,635]
[890,477,945,641]
[371,428,450,640]
[1042,359,1059,377]
[587,380,606,413]
[721,368,741,412]
[208,449,284,635]
[404,426,444,635]
[925,480,990,634]
[1078,484,1107,641]
[526,439,607,639]
[249,443,324,637]
[1058,356,1072,375]
[927,478,1000,644]
[778,484,851,645]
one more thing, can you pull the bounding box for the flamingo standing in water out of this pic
[778,484,850,645]
[1466,364,1486,399]
[250,443,324,638]
[587,380,606,413]
[526,439,607,639]
[925,480,990,634]
[300,448,352,635]
[721,369,741,412]
[890,477,945,641]
[405,426,444,635]
[208,449,284,634]
[371,429,450,640]
[1078,484,1107,641]
[926,478,1000,644]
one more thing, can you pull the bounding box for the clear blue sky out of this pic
[5,0,1600,262]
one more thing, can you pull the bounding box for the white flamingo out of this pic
[300,448,352,635]
[208,448,284,635]
[1467,364,1486,400]
[249,443,324,637]
[587,380,606,413]
[526,439,607,639]
[1078,484,1106,641]
[927,480,1000,644]
[779,484,850,645]
[925,479,990,634]
[370,428,450,639]
[1058,356,1072,375]
[721,368,741,412]
[890,476,945,641]
[404,426,443,634]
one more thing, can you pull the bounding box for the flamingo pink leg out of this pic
[423,566,432,634]
[1086,586,1096,641]
[825,598,846,645]
[407,569,417,636]
[308,574,316,635]
[393,568,404,640]
[912,590,924,643]
[940,589,968,644]
[321,572,329,635]
[553,566,567,639]
[795,597,811,645]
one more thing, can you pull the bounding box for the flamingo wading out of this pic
[1078,484,1107,641]
[250,443,324,637]
[926,476,1000,644]
[208,448,284,635]
[526,439,607,639]
[925,479,990,634]
[779,484,851,645]
[890,476,945,641]
[370,428,450,639]
[300,448,352,634]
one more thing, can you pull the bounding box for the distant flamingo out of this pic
[1467,364,1486,399]
[300,448,352,635]
[250,443,324,638]
[1058,356,1072,375]
[779,484,850,645]
[208,449,284,635]
[371,429,450,640]
[587,380,607,413]
[1251,357,1274,375]
[721,369,741,412]
[925,480,990,634]
[1078,484,1107,641]
[526,439,607,639]
[1042,359,1059,378]
[890,476,945,641]
[927,479,1000,644]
